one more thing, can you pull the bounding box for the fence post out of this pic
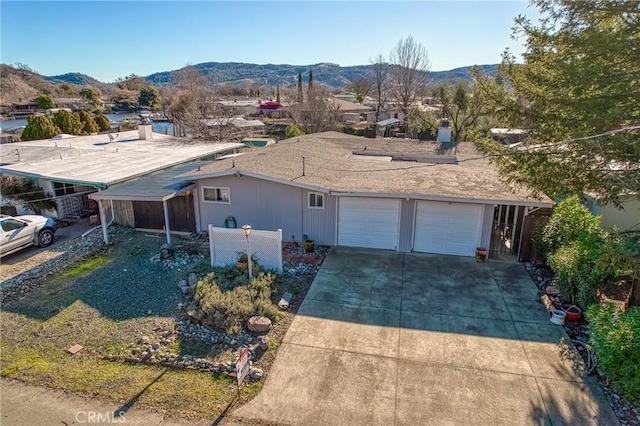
[208,224,215,267]
[277,229,283,273]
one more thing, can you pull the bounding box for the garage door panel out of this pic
[414,201,483,257]
[338,197,399,250]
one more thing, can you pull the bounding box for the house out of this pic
[588,194,640,231]
[10,101,39,117]
[179,131,554,258]
[490,128,527,145]
[328,98,373,124]
[0,125,243,221]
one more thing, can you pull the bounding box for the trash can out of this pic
[475,247,488,263]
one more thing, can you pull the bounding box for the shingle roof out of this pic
[182,131,553,206]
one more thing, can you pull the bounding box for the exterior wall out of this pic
[112,200,135,227]
[196,176,304,242]
[398,199,416,252]
[302,189,335,245]
[599,197,640,230]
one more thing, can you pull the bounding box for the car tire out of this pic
[38,229,55,247]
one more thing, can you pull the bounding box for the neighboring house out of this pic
[490,128,527,145]
[179,131,553,259]
[589,194,640,231]
[10,101,38,117]
[333,93,358,103]
[217,99,262,116]
[0,126,243,223]
[53,97,96,110]
[328,98,373,124]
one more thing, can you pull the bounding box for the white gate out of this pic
[208,226,283,273]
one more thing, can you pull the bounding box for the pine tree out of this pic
[53,110,83,135]
[77,111,99,135]
[20,115,61,141]
[276,84,281,103]
[94,114,111,132]
[308,68,313,89]
[297,72,303,103]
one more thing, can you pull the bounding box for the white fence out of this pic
[208,226,283,273]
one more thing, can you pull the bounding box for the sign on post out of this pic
[236,348,250,387]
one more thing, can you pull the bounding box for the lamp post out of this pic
[242,224,252,280]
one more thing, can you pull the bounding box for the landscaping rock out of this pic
[257,335,269,350]
[249,367,263,380]
[188,273,198,286]
[177,280,187,289]
[247,316,272,333]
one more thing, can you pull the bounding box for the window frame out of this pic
[201,186,231,204]
[308,192,325,209]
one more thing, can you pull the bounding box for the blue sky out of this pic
[1,1,539,83]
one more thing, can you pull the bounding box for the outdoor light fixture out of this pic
[242,224,253,280]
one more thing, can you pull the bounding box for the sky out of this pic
[0,1,540,83]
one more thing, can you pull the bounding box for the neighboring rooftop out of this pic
[182,131,552,206]
[0,130,243,187]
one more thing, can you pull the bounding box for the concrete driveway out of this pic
[231,247,617,425]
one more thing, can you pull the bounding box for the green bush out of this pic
[587,304,640,405]
[543,195,602,256]
[284,124,304,139]
[194,269,282,335]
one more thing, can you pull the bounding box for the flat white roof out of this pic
[0,130,243,187]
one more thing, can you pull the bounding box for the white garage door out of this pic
[414,201,484,256]
[338,197,400,250]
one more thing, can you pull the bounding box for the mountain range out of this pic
[44,63,499,88]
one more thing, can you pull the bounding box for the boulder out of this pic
[249,368,263,380]
[257,335,269,350]
[188,273,198,286]
[247,316,272,333]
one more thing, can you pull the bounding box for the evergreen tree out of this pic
[77,111,99,134]
[20,115,61,141]
[276,84,280,103]
[308,68,313,89]
[53,110,83,135]
[35,94,55,109]
[297,72,303,103]
[138,86,159,109]
[94,114,111,132]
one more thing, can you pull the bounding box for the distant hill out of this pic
[43,72,104,86]
[145,62,499,88]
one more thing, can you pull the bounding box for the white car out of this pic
[0,214,58,257]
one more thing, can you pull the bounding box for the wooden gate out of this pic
[168,193,195,232]
[133,201,165,229]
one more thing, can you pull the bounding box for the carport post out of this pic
[162,200,172,246]
[98,200,108,244]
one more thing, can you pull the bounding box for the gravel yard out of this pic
[0,226,317,420]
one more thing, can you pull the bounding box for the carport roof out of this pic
[90,162,207,202]
[0,131,243,187]
[181,131,554,206]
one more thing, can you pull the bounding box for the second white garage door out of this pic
[338,197,400,250]
[413,201,484,256]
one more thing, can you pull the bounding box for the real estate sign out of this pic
[236,348,250,386]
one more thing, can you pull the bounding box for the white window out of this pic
[308,192,324,209]
[202,187,230,204]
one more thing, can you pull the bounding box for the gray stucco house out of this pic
[181,132,554,258]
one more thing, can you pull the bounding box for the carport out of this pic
[89,162,204,245]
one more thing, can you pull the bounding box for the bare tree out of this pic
[165,66,237,141]
[370,54,389,123]
[347,77,374,104]
[389,35,430,115]
[285,84,340,134]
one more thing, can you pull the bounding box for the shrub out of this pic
[194,270,281,335]
[543,195,602,255]
[94,114,111,132]
[587,304,640,405]
[284,124,304,139]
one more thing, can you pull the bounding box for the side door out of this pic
[0,218,35,254]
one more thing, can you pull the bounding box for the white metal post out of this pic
[98,200,108,244]
[162,200,172,246]
[247,235,253,280]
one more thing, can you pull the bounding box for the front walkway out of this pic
[229,247,617,425]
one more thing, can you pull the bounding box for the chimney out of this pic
[138,124,153,140]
